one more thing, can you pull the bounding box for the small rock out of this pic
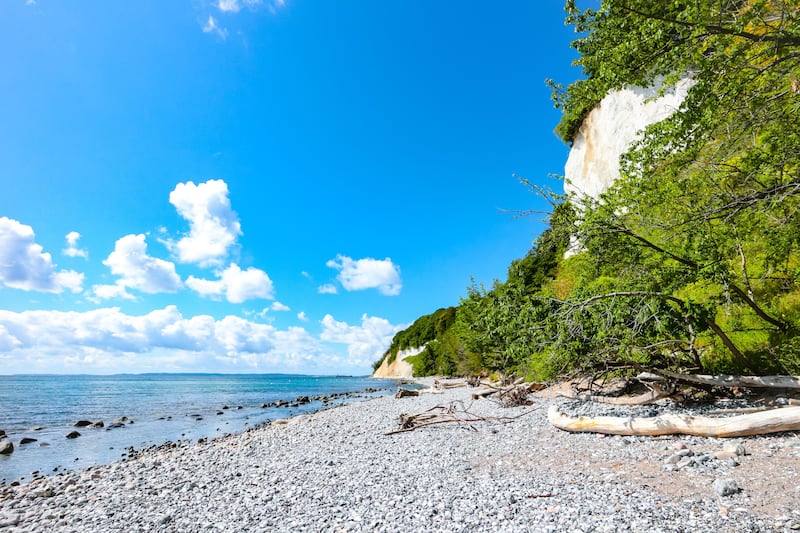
[714,450,737,460]
[90,421,104,428]
[0,429,5,438]
[712,478,740,497]
[19,437,37,445]
[722,442,747,456]
[673,441,689,451]
[66,431,81,439]
[0,440,13,455]
[74,420,93,427]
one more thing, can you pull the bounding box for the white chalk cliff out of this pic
[564,77,693,202]
[371,346,425,379]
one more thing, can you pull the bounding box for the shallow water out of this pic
[0,374,396,484]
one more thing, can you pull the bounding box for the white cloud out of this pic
[325,255,402,295]
[202,16,228,39]
[270,301,290,312]
[317,283,338,295]
[0,306,392,374]
[99,234,182,299]
[168,180,241,266]
[217,0,240,12]
[301,271,312,280]
[320,313,406,367]
[297,311,308,322]
[63,231,88,258]
[187,263,274,304]
[0,217,84,293]
[89,282,135,303]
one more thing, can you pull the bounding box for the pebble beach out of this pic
[1,378,799,532]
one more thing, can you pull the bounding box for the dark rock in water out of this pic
[19,438,37,445]
[111,417,129,424]
[74,420,93,427]
[0,429,5,438]
[260,403,269,408]
[107,423,125,429]
[217,411,224,415]
[236,406,243,410]
[296,396,310,404]
[222,405,230,410]
[0,440,13,455]
[30,426,45,431]
[66,431,81,439]
[90,421,104,428]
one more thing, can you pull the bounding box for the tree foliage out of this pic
[376,0,800,378]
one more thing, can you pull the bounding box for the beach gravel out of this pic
[1,379,798,532]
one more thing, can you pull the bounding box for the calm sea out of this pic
[0,374,398,484]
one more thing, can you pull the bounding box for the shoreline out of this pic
[1,378,798,531]
[0,378,399,487]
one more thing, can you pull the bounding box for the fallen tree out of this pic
[652,370,800,389]
[548,405,800,437]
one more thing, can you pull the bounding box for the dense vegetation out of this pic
[376,0,800,379]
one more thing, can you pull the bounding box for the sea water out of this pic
[0,374,397,484]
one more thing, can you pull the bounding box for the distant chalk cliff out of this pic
[371,346,424,379]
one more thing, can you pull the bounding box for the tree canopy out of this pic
[376,0,800,379]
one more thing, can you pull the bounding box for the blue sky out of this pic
[0,0,579,375]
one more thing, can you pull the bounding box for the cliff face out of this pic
[564,78,693,202]
[371,346,424,378]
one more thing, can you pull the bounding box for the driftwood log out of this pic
[558,384,673,406]
[548,405,800,437]
[653,370,800,389]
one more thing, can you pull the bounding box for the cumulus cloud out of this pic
[217,0,241,12]
[297,311,308,322]
[89,283,136,303]
[270,301,290,312]
[63,231,88,258]
[317,283,338,295]
[0,306,393,374]
[98,234,182,299]
[0,217,84,293]
[186,263,274,304]
[168,180,241,266]
[320,313,406,367]
[325,255,402,295]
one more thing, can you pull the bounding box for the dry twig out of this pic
[385,400,539,435]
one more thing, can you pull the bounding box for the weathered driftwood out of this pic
[441,381,468,389]
[471,381,546,402]
[395,387,443,398]
[548,405,800,437]
[472,388,499,400]
[386,401,539,435]
[558,384,672,406]
[653,370,800,389]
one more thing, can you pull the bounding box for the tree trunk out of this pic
[654,369,800,389]
[548,405,800,437]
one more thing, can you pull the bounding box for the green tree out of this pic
[551,0,800,373]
